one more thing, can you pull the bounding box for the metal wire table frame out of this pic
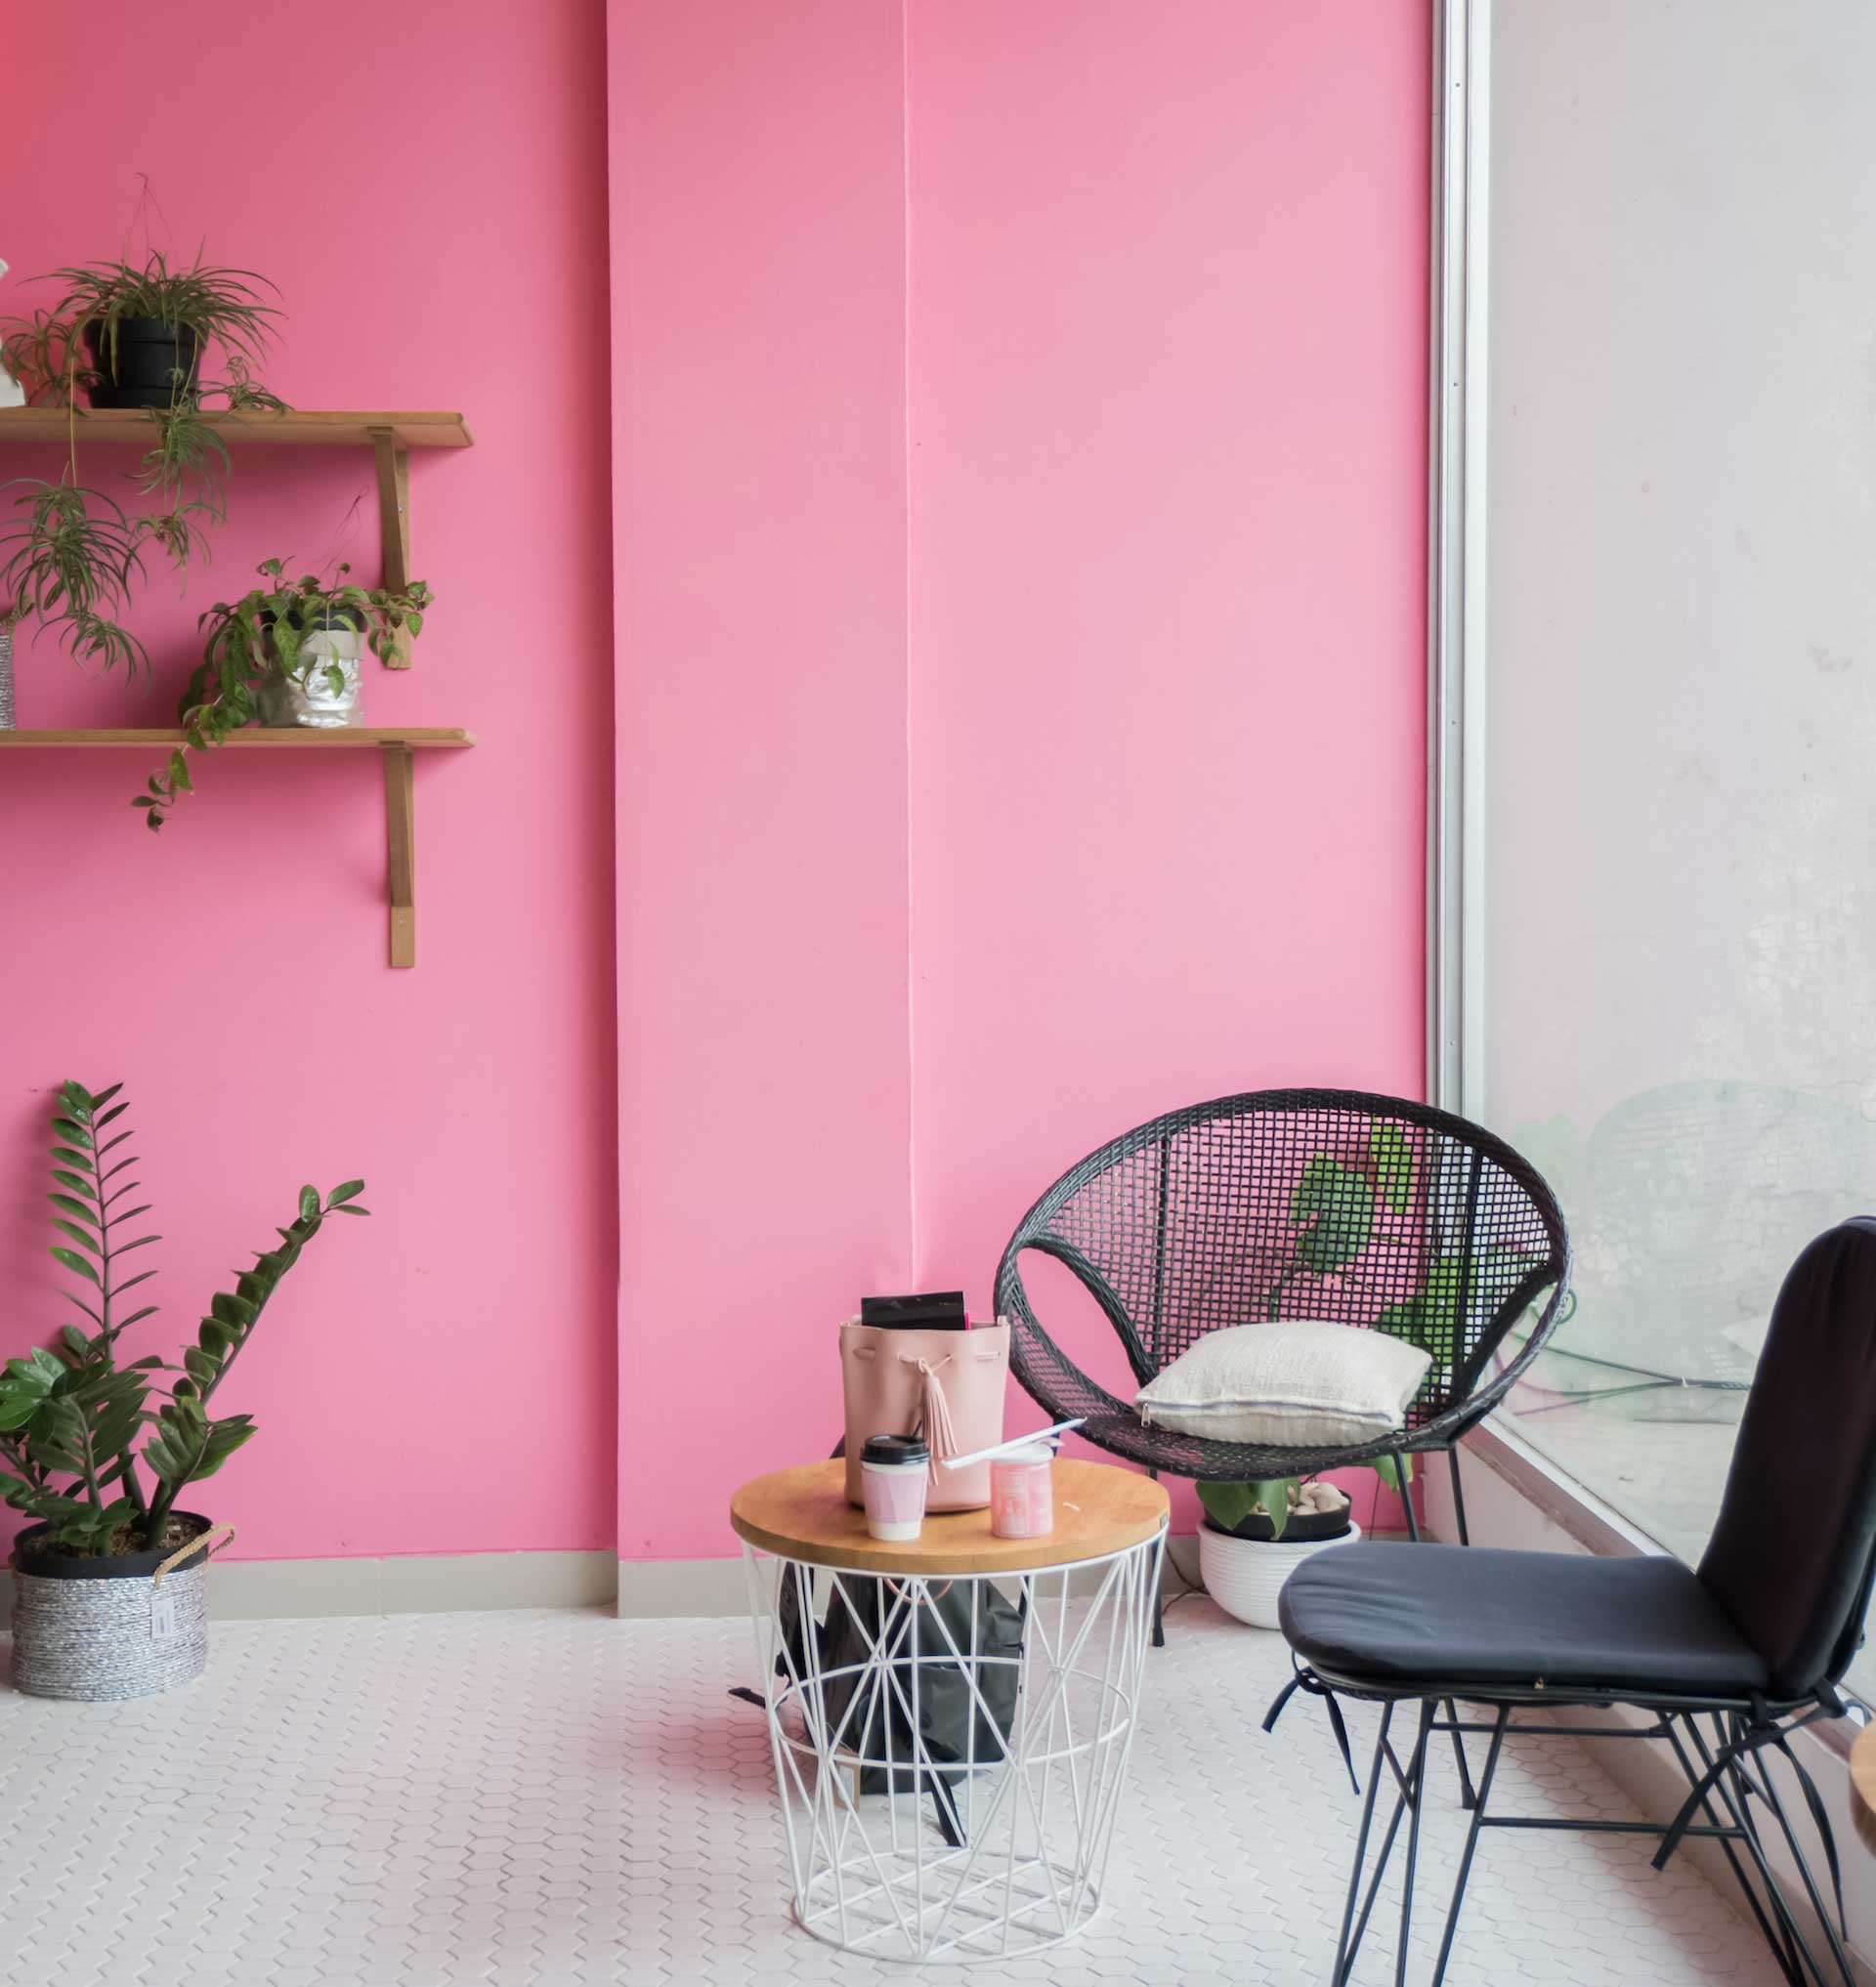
[739,1529,1166,1965]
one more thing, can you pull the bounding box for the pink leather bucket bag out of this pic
[838,1318,1010,1511]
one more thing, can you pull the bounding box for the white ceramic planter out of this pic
[1198,1519,1362,1629]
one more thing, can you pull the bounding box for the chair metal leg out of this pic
[1332,1703,1395,1987]
[1749,1728,1859,1987]
[1393,1451,1420,1542]
[1446,1447,1471,1547]
[1666,1714,1808,1987]
[1151,1560,1166,1648]
[1429,1704,1509,1987]
[1392,1702,1437,1987]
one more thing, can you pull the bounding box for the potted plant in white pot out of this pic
[0,1079,367,1700]
[1194,1459,1410,1630]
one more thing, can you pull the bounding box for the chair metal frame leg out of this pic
[1390,1445,1478,1813]
[1316,1692,1855,1987]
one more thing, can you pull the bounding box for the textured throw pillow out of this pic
[1135,1320,1431,1448]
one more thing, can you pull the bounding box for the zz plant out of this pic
[0,1080,366,1559]
[139,558,433,827]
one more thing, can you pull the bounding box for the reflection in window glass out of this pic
[1480,0,1876,1699]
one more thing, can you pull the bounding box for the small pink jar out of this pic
[990,1442,1054,1540]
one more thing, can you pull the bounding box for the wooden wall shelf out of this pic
[0,728,475,968]
[0,407,473,665]
[0,409,472,448]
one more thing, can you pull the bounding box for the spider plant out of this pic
[0,481,149,673]
[0,252,278,405]
[137,558,433,829]
[0,251,285,666]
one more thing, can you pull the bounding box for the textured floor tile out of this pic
[0,1600,1790,1986]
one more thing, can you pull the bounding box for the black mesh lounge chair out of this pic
[992,1089,1571,1545]
[1273,1217,1876,1987]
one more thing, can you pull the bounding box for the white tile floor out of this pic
[0,1594,1782,1987]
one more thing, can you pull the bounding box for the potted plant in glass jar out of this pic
[0,1079,367,1700]
[136,557,434,828]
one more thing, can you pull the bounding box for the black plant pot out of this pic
[84,317,203,408]
[1203,1504,1353,1545]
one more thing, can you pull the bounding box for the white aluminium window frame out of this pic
[1426,0,1490,1121]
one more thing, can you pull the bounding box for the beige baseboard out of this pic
[1,1548,618,1626]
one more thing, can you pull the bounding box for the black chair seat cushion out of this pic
[1278,1542,1770,1698]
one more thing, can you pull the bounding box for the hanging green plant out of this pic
[136,557,434,829]
[0,250,284,671]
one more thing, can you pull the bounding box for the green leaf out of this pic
[50,1146,93,1170]
[50,1219,101,1253]
[297,1185,320,1222]
[1195,1481,1261,1533]
[50,1245,101,1285]
[51,1169,98,1199]
[48,1193,100,1226]
[1368,1454,1415,1493]
[60,1325,91,1359]
[50,1118,92,1148]
[1370,1122,1413,1216]
[198,1320,233,1357]
[183,1347,219,1385]
[1290,1158,1376,1275]
[328,1204,370,1216]
[329,1179,365,1205]
[209,1290,253,1329]
[1254,1479,1300,1541]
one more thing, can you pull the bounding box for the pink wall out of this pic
[0,3,617,1560]
[613,1,1429,1559]
[610,2,915,1562]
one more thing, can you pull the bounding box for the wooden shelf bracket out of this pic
[383,743,417,968]
[369,426,414,668]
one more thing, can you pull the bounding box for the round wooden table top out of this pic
[730,1458,1170,1576]
[1852,1721,1876,1855]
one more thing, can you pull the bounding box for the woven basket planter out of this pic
[1198,1518,1361,1630]
[9,1514,224,1702]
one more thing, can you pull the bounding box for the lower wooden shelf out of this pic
[0,727,477,967]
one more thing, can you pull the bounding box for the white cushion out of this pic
[1135,1320,1432,1448]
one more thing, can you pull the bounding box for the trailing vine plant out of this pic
[137,557,434,829]
[0,249,283,670]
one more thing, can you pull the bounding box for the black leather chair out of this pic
[1271,1217,1876,1987]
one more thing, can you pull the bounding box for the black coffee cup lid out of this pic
[862,1434,930,1466]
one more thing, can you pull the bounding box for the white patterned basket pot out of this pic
[9,1515,222,1702]
[1198,1519,1361,1630]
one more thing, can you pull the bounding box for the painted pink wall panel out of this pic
[610,1,1430,1556]
[0,1,617,1559]
[905,0,1431,1529]
[610,2,915,1561]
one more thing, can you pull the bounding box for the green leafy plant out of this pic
[0,1079,367,1559]
[1197,1464,1403,1542]
[138,558,434,828]
[1199,1118,1428,1539]
[0,249,285,666]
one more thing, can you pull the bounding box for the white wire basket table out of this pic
[731,1459,1168,1966]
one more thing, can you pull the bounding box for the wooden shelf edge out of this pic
[0,728,475,748]
[0,408,473,447]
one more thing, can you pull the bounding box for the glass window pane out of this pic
[1481,0,1876,1700]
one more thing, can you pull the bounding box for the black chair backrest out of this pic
[1003,1088,1567,1432]
[1698,1217,1876,1701]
